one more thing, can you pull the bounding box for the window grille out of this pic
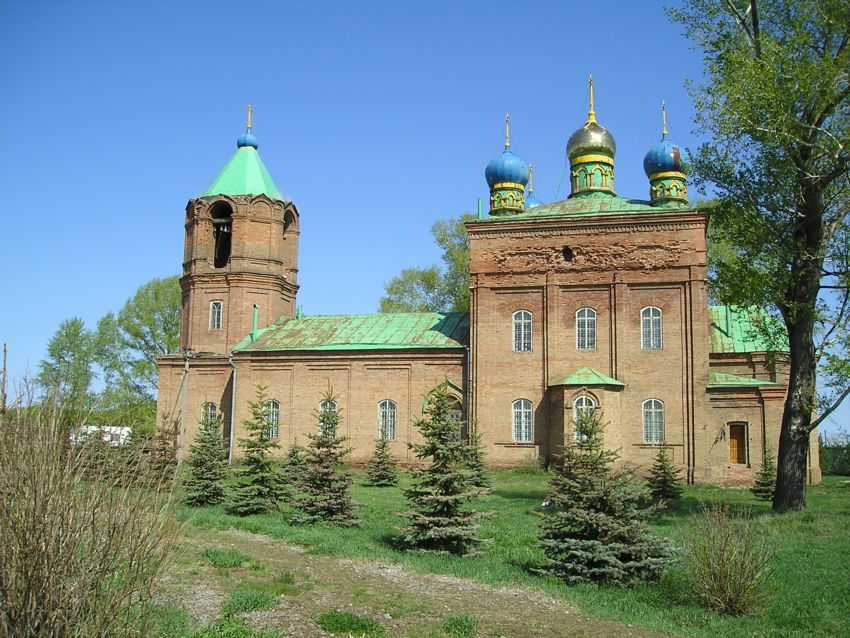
[641,307,662,349]
[378,400,397,440]
[513,310,532,352]
[643,399,664,444]
[512,399,533,442]
[576,307,597,350]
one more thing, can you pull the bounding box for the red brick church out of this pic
[157,95,821,485]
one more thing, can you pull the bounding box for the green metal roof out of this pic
[709,306,788,354]
[203,146,283,201]
[233,312,469,352]
[708,370,781,388]
[550,367,625,387]
[475,192,688,223]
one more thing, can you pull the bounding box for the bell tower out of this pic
[180,107,300,354]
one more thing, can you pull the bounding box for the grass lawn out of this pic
[182,471,850,638]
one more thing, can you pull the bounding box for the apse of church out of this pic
[157,91,820,485]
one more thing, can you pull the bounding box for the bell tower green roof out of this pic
[203,108,284,201]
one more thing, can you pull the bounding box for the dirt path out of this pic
[160,526,673,638]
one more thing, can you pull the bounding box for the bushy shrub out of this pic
[0,400,179,637]
[279,441,309,500]
[291,389,359,526]
[199,547,254,569]
[365,433,399,486]
[538,407,675,586]
[400,382,491,554]
[443,613,479,637]
[220,588,278,617]
[681,503,777,615]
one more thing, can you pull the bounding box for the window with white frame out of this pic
[572,395,597,439]
[209,300,223,330]
[263,399,280,438]
[378,400,397,440]
[201,402,217,422]
[643,399,664,444]
[318,400,337,435]
[513,310,532,352]
[512,399,533,442]
[641,306,662,349]
[576,307,597,350]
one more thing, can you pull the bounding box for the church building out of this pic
[156,88,821,485]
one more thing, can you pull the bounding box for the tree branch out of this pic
[811,384,850,430]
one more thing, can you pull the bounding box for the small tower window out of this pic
[210,201,233,269]
[576,308,597,350]
[209,300,222,331]
[513,310,532,352]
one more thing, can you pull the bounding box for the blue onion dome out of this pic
[237,129,258,149]
[237,104,259,149]
[485,148,529,187]
[525,192,544,209]
[566,120,616,160]
[643,132,688,177]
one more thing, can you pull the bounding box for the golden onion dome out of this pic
[567,120,616,159]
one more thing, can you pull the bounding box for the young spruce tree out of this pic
[226,386,283,516]
[646,445,684,503]
[279,441,309,502]
[183,415,229,506]
[291,389,358,526]
[464,426,491,489]
[539,407,675,586]
[751,447,777,502]
[365,433,399,487]
[401,382,490,554]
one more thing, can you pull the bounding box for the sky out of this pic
[0,0,844,434]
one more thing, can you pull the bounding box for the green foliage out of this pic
[149,419,179,484]
[365,434,399,487]
[220,588,278,617]
[182,618,281,638]
[199,547,254,569]
[316,611,385,636]
[227,386,283,516]
[647,445,684,503]
[184,416,230,506]
[681,503,777,615]
[37,317,95,428]
[291,389,359,526]
[279,442,309,500]
[464,427,491,489]
[380,215,473,313]
[539,408,675,586]
[819,431,850,475]
[751,447,777,501]
[442,613,479,637]
[401,382,491,554]
[669,0,850,510]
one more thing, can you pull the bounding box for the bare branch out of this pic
[811,384,850,430]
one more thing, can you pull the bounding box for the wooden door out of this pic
[729,423,746,464]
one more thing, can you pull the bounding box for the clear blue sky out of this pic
[0,0,844,433]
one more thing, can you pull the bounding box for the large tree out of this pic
[670,0,850,510]
[380,215,473,313]
[37,317,95,428]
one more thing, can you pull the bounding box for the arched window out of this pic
[512,399,533,443]
[263,399,280,439]
[209,300,222,330]
[572,395,597,440]
[643,399,664,444]
[378,400,397,440]
[641,306,662,349]
[576,308,597,350]
[201,402,217,422]
[513,310,532,352]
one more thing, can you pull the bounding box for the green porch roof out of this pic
[204,146,283,201]
[550,367,625,387]
[233,312,469,352]
[476,193,686,222]
[708,370,781,388]
[710,306,788,354]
